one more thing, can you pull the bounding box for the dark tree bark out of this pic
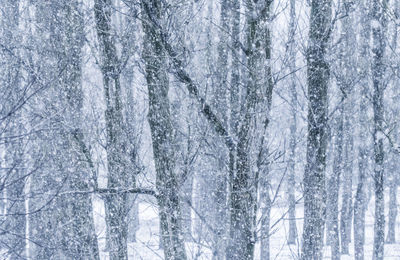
[94,0,130,258]
[386,0,399,245]
[371,0,388,259]
[141,1,187,259]
[301,1,332,259]
[227,1,273,259]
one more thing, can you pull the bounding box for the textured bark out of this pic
[211,1,230,258]
[287,0,298,246]
[216,0,229,123]
[181,174,193,241]
[230,0,241,136]
[353,1,371,259]
[26,2,100,259]
[386,175,397,243]
[301,1,332,259]
[259,171,271,260]
[339,5,356,254]
[386,0,399,245]
[371,1,388,259]
[94,0,130,258]
[227,1,273,259]
[227,0,240,255]
[0,1,26,258]
[340,131,353,255]
[57,3,100,258]
[141,1,187,259]
[4,128,26,260]
[326,104,343,260]
[124,76,140,244]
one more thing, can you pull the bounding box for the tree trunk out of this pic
[340,132,353,255]
[386,0,399,245]
[287,0,298,246]
[301,1,332,259]
[127,196,139,243]
[337,4,356,254]
[371,1,387,259]
[141,1,187,259]
[326,104,343,260]
[386,176,397,243]
[26,1,100,259]
[212,1,230,257]
[227,1,273,259]
[353,1,371,259]
[181,174,193,241]
[1,1,26,258]
[259,169,271,260]
[94,0,130,258]
[227,0,240,255]
[230,0,241,136]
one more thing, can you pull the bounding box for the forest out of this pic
[0,0,399,259]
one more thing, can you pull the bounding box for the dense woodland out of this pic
[0,0,399,259]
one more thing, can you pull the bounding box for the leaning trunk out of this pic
[141,1,187,259]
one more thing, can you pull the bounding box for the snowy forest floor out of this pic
[93,190,400,260]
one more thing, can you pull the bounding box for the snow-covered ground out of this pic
[93,191,400,260]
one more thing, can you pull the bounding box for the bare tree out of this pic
[94,0,130,258]
[353,1,371,259]
[141,1,187,259]
[371,0,388,259]
[287,0,298,246]
[301,1,332,259]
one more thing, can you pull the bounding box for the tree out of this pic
[287,0,298,246]
[371,0,388,259]
[94,0,131,258]
[301,0,332,259]
[353,1,371,259]
[141,1,187,259]
[326,92,343,260]
[337,2,357,255]
[0,1,27,258]
[385,0,399,245]
[227,1,274,259]
[26,1,100,259]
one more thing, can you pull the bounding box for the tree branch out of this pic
[96,187,157,197]
[141,4,235,151]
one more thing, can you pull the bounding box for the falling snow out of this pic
[0,0,399,260]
